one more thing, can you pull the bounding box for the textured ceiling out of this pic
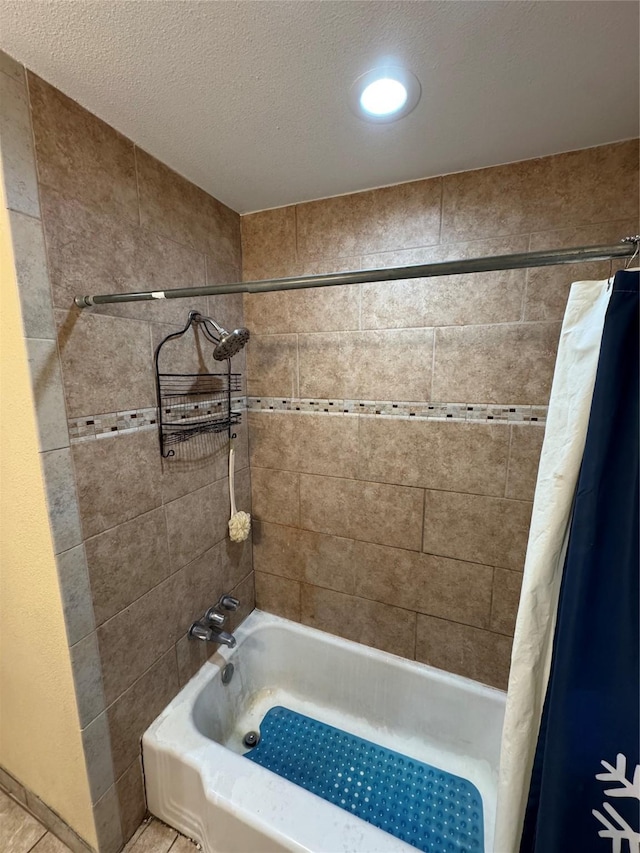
[0,1,637,213]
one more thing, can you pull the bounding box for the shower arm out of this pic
[75,237,640,308]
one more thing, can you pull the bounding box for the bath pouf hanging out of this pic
[228,438,251,542]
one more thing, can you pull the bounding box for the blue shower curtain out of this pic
[519,269,639,853]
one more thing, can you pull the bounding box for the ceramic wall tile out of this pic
[432,322,561,405]
[300,585,416,659]
[298,328,433,401]
[249,411,359,478]
[423,489,532,571]
[358,417,510,496]
[8,211,55,339]
[416,615,513,690]
[252,521,357,594]
[85,507,171,626]
[255,572,301,621]
[28,73,137,223]
[0,69,40,216]
[296,178,442,258]
[26,338,69,452]
[55,545,95,646]
[506,424,545,500]
[354,541,493,629]
[241,206,296,280]
[41,447,83,554]
[136,148,240,266]
[72,430,162,539]
[299,473,424,551]
[106,649,179,779]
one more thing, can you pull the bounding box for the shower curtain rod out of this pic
[74,237,639,307]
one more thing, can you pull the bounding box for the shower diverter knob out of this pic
[218,594,240,611]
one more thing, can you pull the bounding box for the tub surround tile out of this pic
[85,508,171,626]
[41,448,83,554]
[92,785,123,853]
[296,178,442,259]
[164,478,229,570]
[524,219,639,321]
[244,283,361,336]
[97,574,180,706]
[248,410,359,478]
[362,235,532,271]
[225,571,256,635]
[251,467,300,527]
[0,71,40,217]
[28,74,137,224]
[241,206,297,280]
[207,290,245,338]
[73,430,162,538]
[115,759,146,845]
[8,211,55,339]
[506,424,545,500]
[175,633,209,688]
[423,490,532,571]
[81,713,115,804]
[246,334,299,398]
[440,141,639,243]
[297,328,434,402]
[299,474,424,551]
[40,186,208,323]
[55,545,95,646]
[361,269,526,331]
[215,533,254,593]
[354,542,493,629]
[136,148,240,267]
[55,310,155,419]
[358,417,510,496]
[106,649,179,779]
[416,615,513,690]
[0,788,46,853]
[255,572,301,622]
[26,338,69,452]
[252,522,357,594]
[491,568,524,636]
[301,585,417,659]
[70,631,106,728]
[432,322,561,405]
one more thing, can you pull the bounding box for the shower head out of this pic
[212,327,251,361]
[190,312,250,361]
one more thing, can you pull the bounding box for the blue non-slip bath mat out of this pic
[243,706,484,852]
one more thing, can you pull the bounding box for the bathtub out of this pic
[143,610,506,853]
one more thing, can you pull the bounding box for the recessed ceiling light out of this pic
[349,67,421,123]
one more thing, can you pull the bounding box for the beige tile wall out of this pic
[243,139,639,691]
[4,64,254,851]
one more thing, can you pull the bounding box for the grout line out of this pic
[505,424,514,497]
[23,827,47,853]
[488,566,497,633]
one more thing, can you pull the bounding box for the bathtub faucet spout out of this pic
[189,620,237,648]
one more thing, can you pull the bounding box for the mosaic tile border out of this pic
[68,397,247,443]
[247,397,547,424]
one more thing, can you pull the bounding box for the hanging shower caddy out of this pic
[154,311,243,458]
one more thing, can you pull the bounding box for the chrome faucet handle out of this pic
[204,607,227,626]
[189,622,213,642]
[217,594,240,611]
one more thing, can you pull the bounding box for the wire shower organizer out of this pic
[154,312,242,459]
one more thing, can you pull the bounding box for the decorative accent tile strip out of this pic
[68,397,247,443]
[247,396,547,424]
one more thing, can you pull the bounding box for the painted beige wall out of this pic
[0,186,97,847]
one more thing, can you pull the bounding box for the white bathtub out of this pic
[143,610,506,853]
